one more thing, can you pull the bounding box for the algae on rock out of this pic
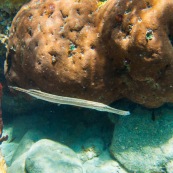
[0,0,30,13]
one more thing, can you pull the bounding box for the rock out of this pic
[7,130,44,173]
[0,123,17,166]
[5,0,173,108]
[86,160,127,173]
[10,130,44,163]
[25,139,84,173]
[166,160,173,173]
[7,154,26,173]
[83,151,127,173]
[110,106,173,172]
[1,105,116,172]
[0,143,18,166]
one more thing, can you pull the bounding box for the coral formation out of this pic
[5,0,173,108]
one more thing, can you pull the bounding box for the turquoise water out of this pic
[1,95,173,172]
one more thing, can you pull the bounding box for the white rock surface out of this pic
[11,130,44,163]
[7,130,44,173]
[7,154,26,173]
[83,150,127,173]
[25,139,84,173]
[86,160,127,173]
[0,143,18,166]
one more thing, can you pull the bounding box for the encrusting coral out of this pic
[4,0,173,108]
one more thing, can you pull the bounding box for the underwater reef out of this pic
[2,0,173,172]
[5,0,173,108]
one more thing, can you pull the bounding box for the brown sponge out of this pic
[5,0,173,107]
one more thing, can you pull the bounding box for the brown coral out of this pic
[5,0,173,108]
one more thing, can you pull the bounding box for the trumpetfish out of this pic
[9,86,130,116]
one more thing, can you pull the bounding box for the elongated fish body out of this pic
[9,86,130,116]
